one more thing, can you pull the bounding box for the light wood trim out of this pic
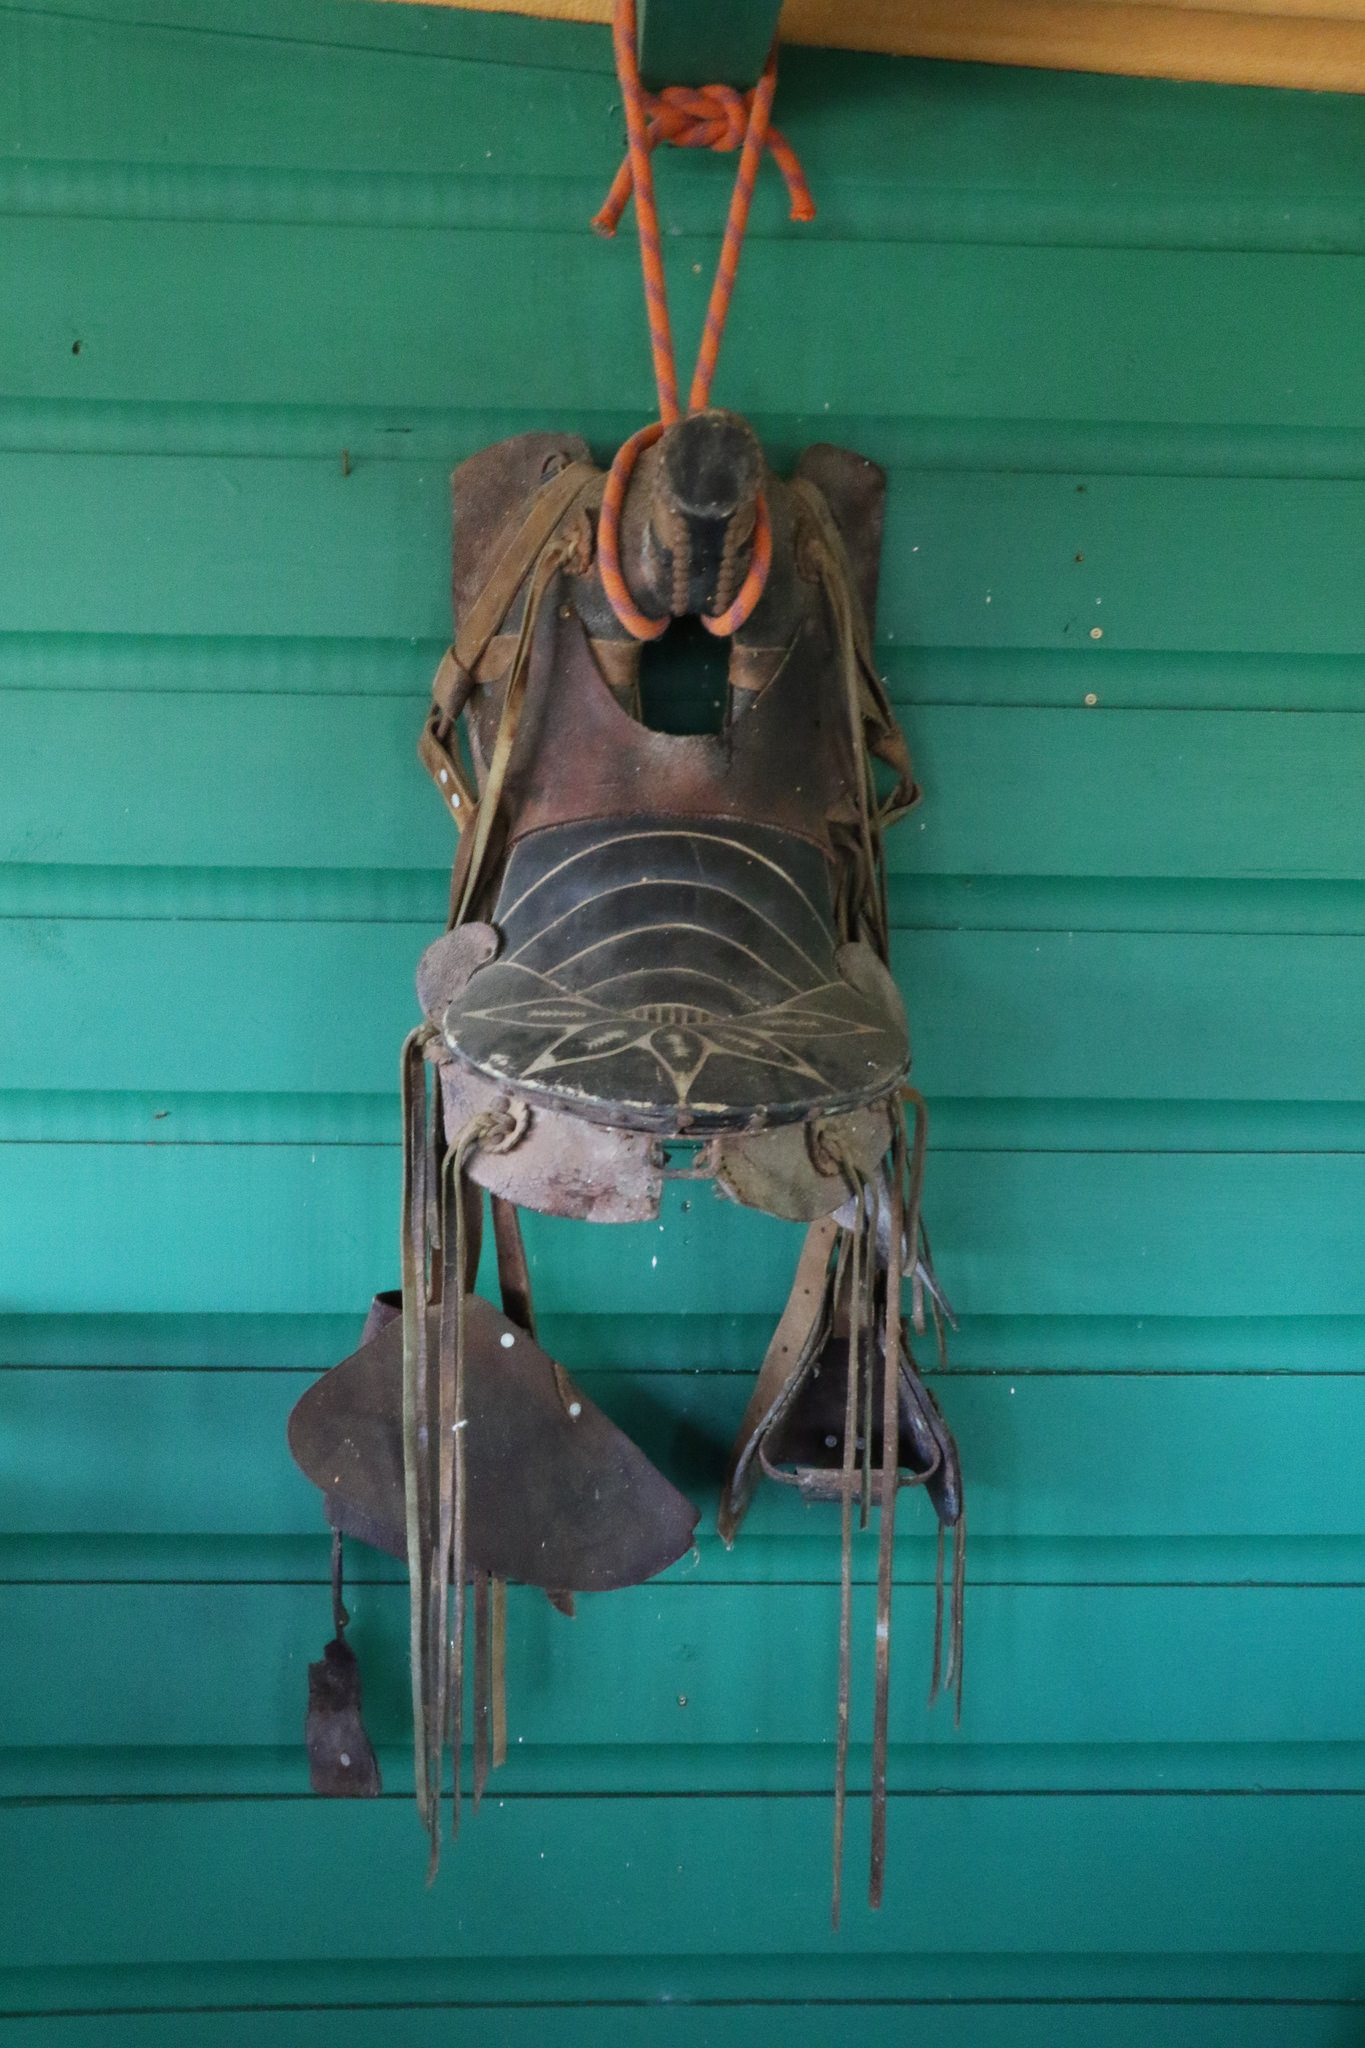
[407,0,610,19]
[369,0,1365,94]
[780,0,1365,92]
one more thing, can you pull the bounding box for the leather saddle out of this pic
[288,408,963,1908]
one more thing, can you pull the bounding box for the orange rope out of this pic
[592,0,812,640]
[596,421,668,641]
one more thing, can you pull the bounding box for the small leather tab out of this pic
[416,922,500,1020]
[588,634,641,701]
[418,715,478,828]
[306,1637,382,1798]
[728,644,787,695]
[360,1290,402,1345]
[438,1056,663,1223]
[716,1104,891,1221]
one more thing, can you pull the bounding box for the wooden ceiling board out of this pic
[366,0,1365,92]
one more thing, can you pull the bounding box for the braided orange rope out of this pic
[592,0,812,641]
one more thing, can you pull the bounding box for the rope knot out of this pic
[657,81,748,152]
[479,1097,531,1156]
[593,77,815,242]
[806,1118,852,1182]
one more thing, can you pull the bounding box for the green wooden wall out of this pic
[4,0,1365,2038]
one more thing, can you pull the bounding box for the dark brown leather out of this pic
[718,1218,963,1542]
[430,415,914,1215]
[759,1328,962,1521]
[288,410,961,1916]
[439,816,908,1134]
[305,1636,382,1798]
[289,1291,698,1589]
[456,441,886,867]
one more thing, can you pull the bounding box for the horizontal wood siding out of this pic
[2,2,1363,2038]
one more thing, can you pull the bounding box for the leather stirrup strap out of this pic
[491,1575,508,1770]
[490,1193,537,1339]
[420,463,599,831]
[487,1191,536,1770]
[948,1509,966,1722]
[930,1512,967,1720]
[860,1207,876,1531]
[930,1520,947,1705]
[460,1173,484,1296]
[717,1213,840,1545]
[902,1087,929,1335]
[448,531,579,927]
[432,1146,471,1870]
[401,1037,524,1878]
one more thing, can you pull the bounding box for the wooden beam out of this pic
[636,0,783,87]
[779,0,1365,96]
[362,0,1365,95]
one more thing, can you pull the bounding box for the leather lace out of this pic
[401,1030,526,1877]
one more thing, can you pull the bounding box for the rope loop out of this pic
[597,422,668,642]
[592,0,811,642]
[596,421,776,643]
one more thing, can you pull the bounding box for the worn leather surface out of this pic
[295,417,935,1851]
[437,1052,665,1223]
[716,1210,964,1543]
[424,419,915,1204]
[713,1102,892,1222]
[288,1293,699,1588]
[451,425,907,899]
[305,1636,382,1798]
[441,814,908,1134]
[759,1329,963,1528]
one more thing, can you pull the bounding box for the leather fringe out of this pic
[401,1032,524,1878]
[822,1095,965,1922]
[868,1116,906,1909]
[399,1030,436,1846]
[831,1203,861,1931]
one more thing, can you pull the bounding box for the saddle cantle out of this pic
[289,406,963,1909]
